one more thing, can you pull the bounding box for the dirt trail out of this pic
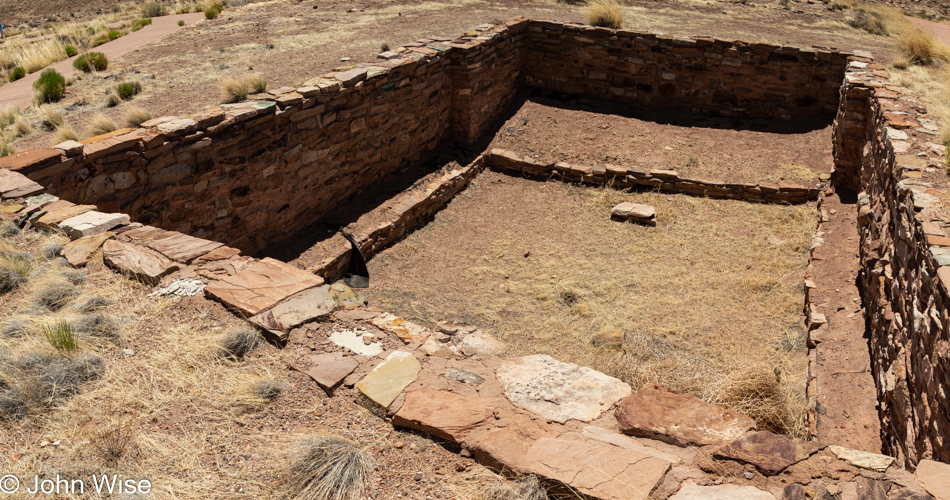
[810,192,882,452]
[906,16,950,45]
[0,12,203,110]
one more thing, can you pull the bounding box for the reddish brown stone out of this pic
[204,257,323,316]
[713,431,826,475]
[393,389,499,442]
[0,148,62,173]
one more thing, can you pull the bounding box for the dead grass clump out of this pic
[32,279,80,311]
[125,106,153,128]
[0,317,32,339]
[59,269,86,285]
[710,364,805,436]
[87,416,137,464]
[247,74,267,94]
[0,352,105,420]
[0,220,19,238]
[845,8,889,35]
[0,257,31,294]
[13,115,32,137]
[0,105,20,128]
[218,326,263,358]
[481,475,548,500]
[74,313,121,343]
[75,295,113,314]
[42,107,65,130]
[52,124,80,144]
[898,28,950,66]
[88,114,118,137]
[287,436,374,500]
[40,242,63,260]
[231,376,286,413]
[220,77,249,103]
[585,0,624,29]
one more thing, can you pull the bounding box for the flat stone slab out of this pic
[302,353,359,395]
[356,351,421,409]
[670,480,774,500]
[250,285,337,332]
[915,459,950,500]
[0,168,44,199]
[580,426,682,464]
[62,232,115,267]
[713,431,826,475]
[102,239,180,286]
[611,202,657,225]
[60,211,130,240]
[526,435,671,500]
[496,354,631,423]
[204,257,324,316]
[139,230,223,264]
[393,389,497,442]
[617,383,756,446]
[34,204,97,231]
[827,445,894,472]
[372,312,431,343]
[335,68,367,85]
[328,328,383,356]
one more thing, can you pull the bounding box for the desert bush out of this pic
[0,141,12,158]
[44,319,78,352]
[899,28,950,66]
[845,7,902,36]
[0,317,32,339]
[142,1,167,17]
[52,124,79,144]
[64,45,79,57]
[106,90,122,107]
[74,313,120,343]
[247,74,267,94]
[32,279,80,311]
[0,220,19,238]
[91,34,110,47]
[205,2,224,19]
[89,114,118,136]
[220,77,249,103]
[0,352,105,419]
[73,52,108,72]
[585,0,623,29]
[33,68,67,103]
[13,115,32,137]
[0,253,31,294]
[287,436,373,500]
[178,20,186,26]
[116,80,142,100]
[8,66,25,82]
[75,295,113,314]
[482,475,548,500]
[40,242,63,260]
[218,326,263,358]
[132,18,153,32]
[126,106,153,128]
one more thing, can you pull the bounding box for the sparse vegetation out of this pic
[231,376,286,413]
[205,2,224,19]
[43,319,78,352]
[73,52,109,72]
[287,436,374,500]
[32,279,80,311]
[846,7,889,34]
[0,317,32,339]
[106,90,122,107]
[87,416,137,463]
[42,107,65,129]
[179,20,186,26]
[482,475,548,500]
[116,80,143,100]
[74,313,120,343]
[33,68,67,103]
[40,242,64,260]
[88,114,119,137]
[131,18,154,32]
[75,296,113,314]
[126,106,154,128]
[585,0,624,29]
[8,66,25,82]
[218,326,263,358]
[898,28,950,66]
[142,1,167,17]
[247,74,267,94]
[0,105,20,128]
[221,76,250,103]
[64,45,79,58]
[13,115,32,137]
[0,352,105,419]
[53,124,80,144]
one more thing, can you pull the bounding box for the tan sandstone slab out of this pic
[102,239,180,285]
[356,351,421,409]
[0,168,44,199]
[62,232,115,267]
[828,445,894,472]
[617,383,756,447]
[526,434,672,500]
[611,202,657,225]
[204,257,323,316]
[915,459,950,500]
[670,480,775,500]
[496,354,631,423]
[302,353,359,396]
[34,204,97,231]
[249,285,337,333]
[138,230,224,264]
[713,431,826,475]
[392,389,499,443]
[60,211,130,240]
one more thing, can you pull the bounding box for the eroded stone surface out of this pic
[713,431,826,475]
[611,202,657,224]
[444,368,484,386]
[60,211,130,239]
[372,312,431,343]
[496,354,631,423]
[916,460,950,500]
[0,168,44,199]
[139,231,224,264]
[303,353,359,395]
[670,480,775,500]
[827,445,894,472]
[249,285,336,332]
[328,328,383,356]
[204,257,323,316]
[34,204,97,231]
[356,351,421,409]
[62,232,114,267]
[617,383,756,447]
[392,389,497,442]
[102,239,179,285]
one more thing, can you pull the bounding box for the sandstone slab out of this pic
[0,168,44,199]
[204,257,323,316]
[250,285,337,333]
[0,148,61,172]
[139,231,224,264]
[372,312,431,343]
[670,480,774,500]
[915,459,950,500]
[0,204,23,213]
[62,232,115,267]
[617,383,756,446]
[827,445,894,472]
[496,354,631,423]
[356,351,421,409]
[34,204,97,231]
[302,353,359,395]
[393,389,497,442]
[329,328,383,356]
[102,239,180,285]
[611,202,657,225]
[526,435,671,500]
[713,431,826,475]
[60,211,130,239]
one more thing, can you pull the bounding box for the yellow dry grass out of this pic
[368,173,814,435]
[585,0,624,29]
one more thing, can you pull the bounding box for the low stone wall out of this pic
[837,58,950,466]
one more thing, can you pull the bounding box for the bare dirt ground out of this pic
[491,97,834,186]
[365,170,816,435]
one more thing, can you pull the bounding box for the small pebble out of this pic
[744,472,754,479]
[394,441,404,449]
[413,472,423,481]
[122,349,135,356]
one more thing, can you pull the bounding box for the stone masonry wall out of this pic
[840,57,950,467]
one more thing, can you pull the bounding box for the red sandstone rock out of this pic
[34,204,97,231]
[713,431,826,475]
[0,168,44,199]
[102,239,180,286]
[301,353,359,396]
[204,257,323,316]
[616,383,756,447]
[63,232,115,267]
[915,460,950,500]
[392,389,498,442]
[0,148,61,173]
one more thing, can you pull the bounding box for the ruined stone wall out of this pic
[523,20,851,119]
[840,58,950,466]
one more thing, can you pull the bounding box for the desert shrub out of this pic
[0,352,105,419]
[1,318,32,339]
[247,74,267,94]
[287,436,373,500]
[131,18,153,32]
[0,220,19,238]
[126,106,153,128]
[0,254,31,294]
[0,141,12,158]
[59,269,86,285]
[899,28,950,66]
[142,1,167,17]
[73,52,108,72]
[33,69,67,103]
[75,295,113,313]
[380,42,390,52]
[8,66,25,82]
[219,326,263,358]
[44,319,78,352]
[846,8,888,35]
[74,313,120,342]
[107,29,122,41]
[91,34,110,47]
[220,77,249,103]
[106,90,122,107]
[32,279,80,311]
[40,242,63,260]
[178,20,186,26]
[52,124,79,144]
[205,2,224,19]
[116,80,142,100]
[482,475,548,500]
[13,115,32,137]
[64,45,79,58]
[88,114,118,136]
[585,0,623,29]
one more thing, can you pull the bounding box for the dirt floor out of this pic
[490,96,834,186]
[7,0,900,150]
[364,169,816,435]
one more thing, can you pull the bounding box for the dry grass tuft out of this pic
[845,7,890,35]
[0,257,31,294]
[32,279,80,311]
[74,313,121,343]
[898,28,950,66]
[43,319,79,352]
[231,376,286,413]
[87,416,138,464]
[88,114,119,137]
[221,77,250,103]
[52,124,79,144]
[0,317,33,339]
[126,106,153,128]
[40,242,63,260]
[42,107,65,130]
[481,475,548,500]
[0,221,19,238]
[218,326,263,359]
[12,115,32,137]
[0,352,105,420]
[247,74,267,94]
[287,436,374,500]
[75,295,114,314]
[585,0,624,29]
[0,105,20,129]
